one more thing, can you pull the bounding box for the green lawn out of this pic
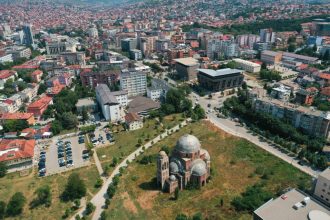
[0,165,99,220]
[105,121,312,220]
[96,118,168,174]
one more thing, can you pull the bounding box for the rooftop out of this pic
[174,57,198,67]
[96,84,118,105]
[128,96,160,114]
[125,112,141,123]
[198,68,242,77]
[27,96,52,109]
[319,168,330,180]
[0,113,34,120]
[76,97,96,107]
[254,189,330,220]
[0,139,35,162]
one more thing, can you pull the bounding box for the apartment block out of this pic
[120,71,147,97]
[233,58,261,73]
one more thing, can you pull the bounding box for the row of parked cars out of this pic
[57,140,74,168]
[38,151,47,177]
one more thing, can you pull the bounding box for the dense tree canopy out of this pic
[6,192,26,216]
[61,173,86,201]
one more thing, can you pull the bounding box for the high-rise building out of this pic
[120,71,147,97]
[260,28,276,43]
[23,24,34,46]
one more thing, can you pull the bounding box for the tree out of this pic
[231,184,272,212]
[112,157,119,167]
[288,44,296,52]
[175,213,189,220]
[94,178,103,188]
[85,202,95,215]
[37,83,47,95]
[192,212,203,220]
[30,185,52,208]
[60,112,79,129]
[0,201,6,220]
[0,163,7,178]
[6,192,26,216]
[3,120,29,133]
[174,187,179,200]
[107,184,116,199]
[100,211,108,220]
[61,173,86,201]
[51,120,62,135]
[81,107,89,122]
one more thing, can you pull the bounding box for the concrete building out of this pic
[46,38,77,55]
[22,24,34,46]
[252,96,330,140]
[6,46,31,61]
[0,70,17,89]
[0,54,13,64]
[270,84,291,102]
[27,96,53,119]
[95,84,122,122]
[60,52,86,66]
[121,38,137,52]
[260,28,276,43]
[75,98,97,114]
[0,139,35,170]
[109,90,128,107]
[120,71,147,97]
[174,57,199,81]
[314,168,330,206]
[197,68,244,92]
[157,134,211,193]
[233,58,261,73]
[87,26,98,38]
[147,78,171,101]
[253,189,330,220]
[261,50,283,64]
[128,96,160,117]
[80,69,120,88]
[125,112,143,131]
[129,49,143,60]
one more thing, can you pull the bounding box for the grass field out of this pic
[96,115,183,174]
[105,120,312,220]
[0,165,99,220]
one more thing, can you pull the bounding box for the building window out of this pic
[321,195,324,198]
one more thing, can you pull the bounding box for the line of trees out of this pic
[223,90,328,169]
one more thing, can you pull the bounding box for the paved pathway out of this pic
[71,119,190,220]
[92,149,106,181]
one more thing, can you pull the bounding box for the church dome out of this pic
[191,159,207,176]
[170,161,179,173]
[175,134,201,154]
[200,149,210,161]
[169,175,176,181]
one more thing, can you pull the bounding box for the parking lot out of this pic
[40,135,90,176]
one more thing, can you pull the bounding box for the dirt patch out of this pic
[204,120,232,138]
[122,192,138,214]
[137,190,159,210]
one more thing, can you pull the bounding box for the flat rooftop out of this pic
[174,57,198,67]
[319,168,330,181]
[198,68,242,77]
[76,98,96,107]
[254,189,330,220]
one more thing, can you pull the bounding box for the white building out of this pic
[120,71,147,97]
[109,90,128,107]
[0,70,16,89]
[270,84,291,102]
[147,78,170,101]
[233,58,261,73]
[0,54,13,64]
[125,112,143,131]
[87,27,98,38]
[95,84,122,122]
[314,168,330,206]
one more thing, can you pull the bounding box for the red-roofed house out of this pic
[0,139,35,169]
[0,70,17,89]
[31,70,43,83]
[125,112,143,131]
[318,73,330,87]
[27,96,53,119]
[47,84,66,97]
[0,112,35,125]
